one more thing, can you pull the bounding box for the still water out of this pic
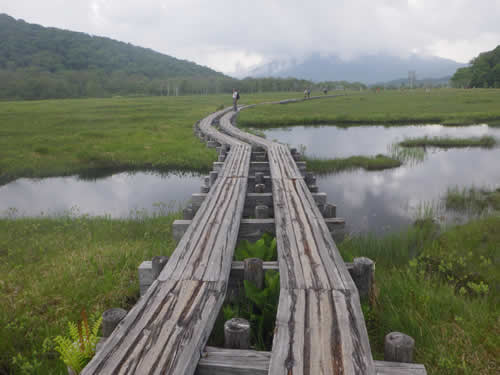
[258,124,500,234]
[0,171,203,218]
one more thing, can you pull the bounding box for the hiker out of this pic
[232,88,239,111]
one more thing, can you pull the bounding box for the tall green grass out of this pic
[0,209,179,374]
[238,89,500,127]
[304,154,402,174]
[400,135,496,148]
[339,216,500,374]
[446,186,500,213]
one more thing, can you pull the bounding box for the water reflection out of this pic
[0,171,203,218]
[257,124,500,158]
[321,147,500,234]
[258,124,500,234]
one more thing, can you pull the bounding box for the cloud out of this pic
[2,0,500,73]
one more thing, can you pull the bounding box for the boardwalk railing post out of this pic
[384,332,415,363]
[244,258,264,289]
[224,318,251,349]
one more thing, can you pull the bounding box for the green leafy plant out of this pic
[243,270,280,349]
[235,233,277,261]
[53,310,102,374]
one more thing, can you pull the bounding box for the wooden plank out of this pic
[197,348,426,375]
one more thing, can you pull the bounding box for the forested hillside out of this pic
[0,14,367,100]
[0,14,227,99]
[451,45,500,88]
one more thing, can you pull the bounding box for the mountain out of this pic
[245,53,465,84]
[0,13,227,99]
[451,45,500,88]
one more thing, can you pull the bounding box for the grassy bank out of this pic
[400,135,497,148]
[340,216,500,375]
[305,154,402,174]
[238,89,500,127]
[446,186,500,213]
[0,210,179,374]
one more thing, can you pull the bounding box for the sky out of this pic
[2,0,500,75]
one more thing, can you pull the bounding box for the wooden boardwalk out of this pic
[83,99,426,375]
[219,109,375,374]
[82,109,251,374]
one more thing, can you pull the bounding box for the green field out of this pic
[238,89,500,127]
[0,92,314,185]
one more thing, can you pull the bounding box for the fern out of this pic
[53,310,102,374]
[235,233,277,261]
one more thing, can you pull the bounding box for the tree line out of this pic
[451,45,500,88]
[0,14,365,100]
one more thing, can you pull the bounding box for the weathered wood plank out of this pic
[196,348,426,375]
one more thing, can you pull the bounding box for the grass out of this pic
[0,92,303,185]
[0,209,179,374]
[339,216,500,375]
[238,89,500,127]
[304,154,402,174]
[445,186,500,213]
[400,135,497,148]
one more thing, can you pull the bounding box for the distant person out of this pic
[304,88,308,99]
[232,88,239,111]
[323,88,328,95]
[307,87,311,98]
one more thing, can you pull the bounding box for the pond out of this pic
[0,171,203,218]
[255,124,500,234]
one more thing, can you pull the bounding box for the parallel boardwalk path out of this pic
[82,110,251,374]
[219,108,375,374]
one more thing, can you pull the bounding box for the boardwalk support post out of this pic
[244,258,264,289]
[102,308,127,338]
[384,332,415,363]
[152,256,169,279]
[323,203,337,218]
[255,205,270,219]
[255,172,264,185]
[224,318,251,349]
[352,257,375,302]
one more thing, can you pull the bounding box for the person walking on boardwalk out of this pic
[232,88,239,111]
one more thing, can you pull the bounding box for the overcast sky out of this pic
[2,0,500,75]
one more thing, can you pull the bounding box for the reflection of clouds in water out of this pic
[319,147,500,234]
[261,125,500,159]
[0,172,202,218]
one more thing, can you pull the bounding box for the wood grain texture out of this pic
[220,109,377,374]
[196,348,426,375]
[83,109,251,375]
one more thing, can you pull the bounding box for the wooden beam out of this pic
[196,347,427,375]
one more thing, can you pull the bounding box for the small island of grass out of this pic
[399,135,496,148]
[305,154,402,174]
